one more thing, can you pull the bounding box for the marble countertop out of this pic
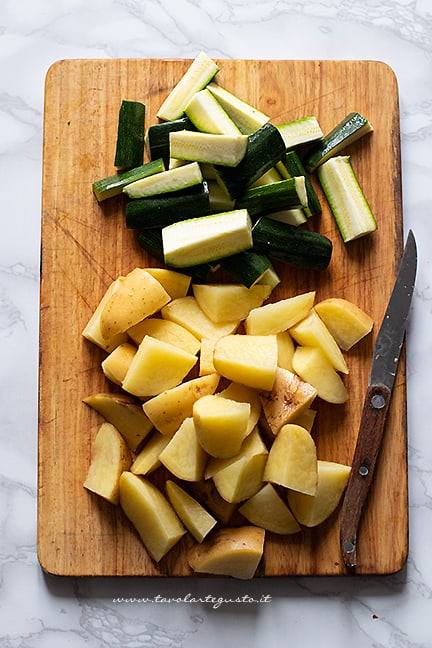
[1,0,431,646]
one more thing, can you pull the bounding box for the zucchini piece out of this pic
[276,116,323,149]
[92,159,165,202]
[219,250,276,288]
[317,155,377,242]
[145,116,196,163]
[125,182,211,229]
[304,112,373,172]
[266,208,308,226]
[252,217,332,271]
[124,161,203,199]
[137,229,213,282]
[214,123,286,199]
[207,180,236,212]
[206,82,270,134]
[162,209,253,268]
[157,51,220,122]
[236,177,308,218]
[169,131,248,167]
[277,150,322,217]
[185,89,241,135]
[114,100,145,170]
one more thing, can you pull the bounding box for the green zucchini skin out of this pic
[236,177,306,219]
[279,151,322,217]
[252,217,332,271]
[125,182,211,229]
[114,100,145,170]
[146,116,196,163]
[219,250,274,288]
[304,112,373,172]
[214,123,286,199]
[137,229,212,282]
[92,159,165,202]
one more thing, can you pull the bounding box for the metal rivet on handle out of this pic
[371,393,386,409]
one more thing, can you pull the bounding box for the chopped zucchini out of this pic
[145,116,196,163]
[185,88,241,134]
[114,100,145,170]
[252,217,333,271]
[207,180,236,212]
[219,250,276,288]
[317,155,377,242]
[162,209,253,267]
[266,208,308,226]
[304,112,373,172]
[214,123,286,199]
[206,82,270,134]
[123,161,203,198]
[236,177,308,218]
[125,181,211,229]
[277,150,321,217]
[92,159,165,202]
[276,116,323,149]
[157,51,220,122]
[169,131,248,167]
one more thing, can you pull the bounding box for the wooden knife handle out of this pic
[340,383,392,569]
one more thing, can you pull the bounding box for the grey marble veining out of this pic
[1,0,432,646]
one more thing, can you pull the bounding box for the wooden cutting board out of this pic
[38,58,406,577]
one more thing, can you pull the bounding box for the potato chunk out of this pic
[259,367,317,435]
[165,480,217,542]
[142,373,220,435]
[213,334,278,391]
[119,472,186,562]
[122,336,197,397]
[159,417,208,481]
[130,431,172,475]
[188,526,265,579]
[192,283,272,322]
[245,291,315,335]
[100,268,171,339]
[193,394,251,458]
[162,295,239,341]
[292,346,348,404]
[83,422,131,504]
[83,392,153,451]
[127,317,200,355]
[82,279,129,352]
[287,460,351,526]
[239,483,301,535]
[314,297,373,350]
[264,423,318,495]
[101,341,136,386]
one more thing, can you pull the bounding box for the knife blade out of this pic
[340,229,417,570]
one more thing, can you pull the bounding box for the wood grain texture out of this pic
[38,58,406,577]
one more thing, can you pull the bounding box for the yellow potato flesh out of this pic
[289,308,349,374]
[213,334,278,391]
[192,283,272,323]
[127,317,200,355]
[99,268,170,339]
[239,483,301,535]
[83,422,131,504]
[264,423,318,495]
[159,417,208,481]
[122,335,197,397]
[292,345,348,404]
[165,480,217,542]
[193,394,251,458]
[162,295,239,341]
[82,279,129,352]
[101,342,136,386]
[245,291,315,335]
[213,452,267,503]
[188,526,265,579]
[130,431,172,475]
[144,267,191,299]
[218,382,262,436]
[314,297,373,350]
[119,472,186,562]
[287,460,351,527]
[142,373,220,435]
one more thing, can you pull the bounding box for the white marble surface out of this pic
[1,0,431,645]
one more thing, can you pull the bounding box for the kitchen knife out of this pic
[340,229,417,570]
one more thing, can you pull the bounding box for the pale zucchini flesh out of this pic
[276,116,323,149]
[123,161,203,198]
[185,88,241,135]
[317,155,377,242]
[157,51,220,121]
[169,131,248,167]
[162,209,253,267]
[206,82,270,134]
